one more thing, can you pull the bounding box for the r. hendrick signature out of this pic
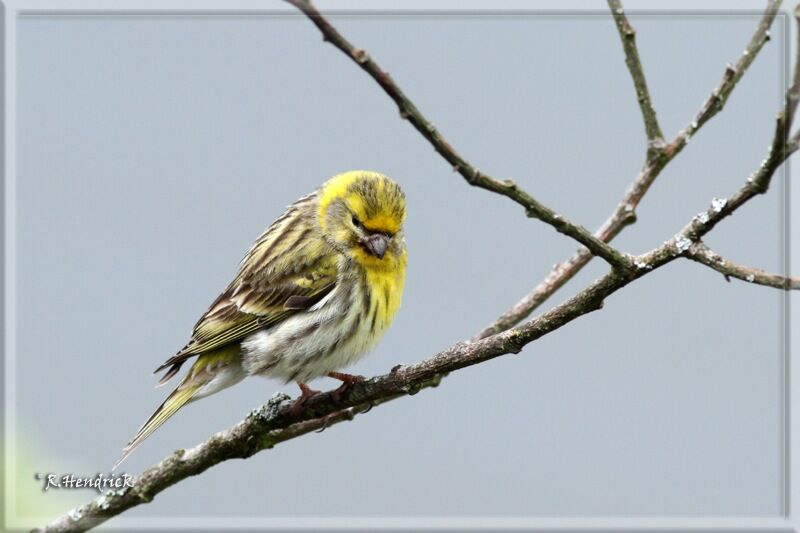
[35,472,134,493]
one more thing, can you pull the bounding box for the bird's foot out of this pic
[327,371,365,403]
[291,382,320,416]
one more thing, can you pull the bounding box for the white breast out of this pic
[240,275,381,384]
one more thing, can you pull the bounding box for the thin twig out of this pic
[783,5,800,143]
[686,242,799,289]
[607,0,664,151]
[474,0,782,340]
[678,111,797,241]
[684,0,782,139]
[282,0,634,273]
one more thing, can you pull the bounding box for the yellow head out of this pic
[318,170,406,270]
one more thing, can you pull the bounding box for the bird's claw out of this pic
[291,382,320,417]
[327,372,365,403]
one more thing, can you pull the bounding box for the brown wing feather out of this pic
[154,192,339,381]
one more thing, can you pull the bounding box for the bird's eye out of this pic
[351,214,362,228]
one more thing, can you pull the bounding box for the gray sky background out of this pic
[9,0,798,525]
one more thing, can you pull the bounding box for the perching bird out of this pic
[114,171,407,469]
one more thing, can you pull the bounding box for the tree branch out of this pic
[36,3,794,531]
[39,111,793,529]
[782,5,800,160]
[281,0,635,273]
[607,0,664,151]
[685,241,799,289]
[474,0,782,340]
[677,111,797,243]
[689,1,781,135]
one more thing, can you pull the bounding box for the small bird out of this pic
[114,171,407,469]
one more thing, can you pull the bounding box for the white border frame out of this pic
[1,1,795,530]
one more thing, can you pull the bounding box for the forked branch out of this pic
[476,0,782,339]
[283,0,634,272]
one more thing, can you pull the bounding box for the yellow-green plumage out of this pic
[114,171,406,469]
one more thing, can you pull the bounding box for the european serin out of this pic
[115,170,407,468]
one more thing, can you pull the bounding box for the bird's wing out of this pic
[154,194,339,383]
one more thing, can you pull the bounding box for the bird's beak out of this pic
[361,234,389,259]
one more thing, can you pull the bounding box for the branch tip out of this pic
[687,242,799,290]
[608,0,663,143]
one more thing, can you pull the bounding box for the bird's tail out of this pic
[113,347,245,470]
